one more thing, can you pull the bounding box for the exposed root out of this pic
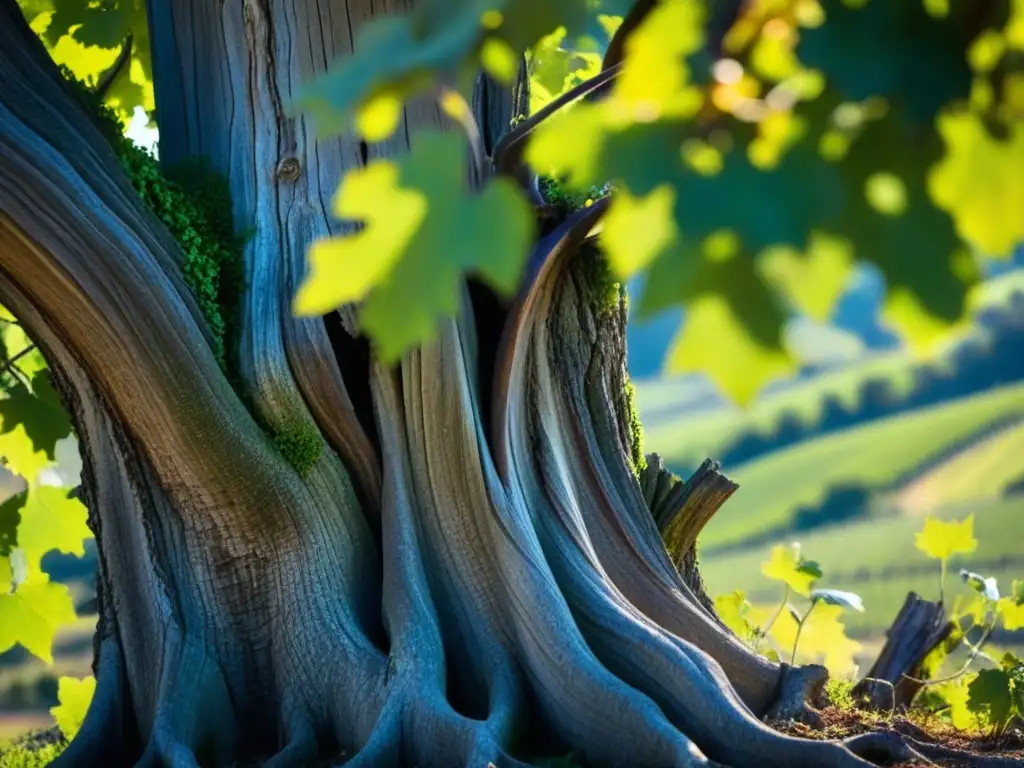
[843,731,933,765]
[765,664,830,728]
[136,627,238,767]
[262,711,318,768]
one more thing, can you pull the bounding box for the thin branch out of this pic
[902,617,997,687]
[602,0,657,71]
[490,64,621,178]
[0,344,37,379]
[94,35,134,101]
[755,585,790,652]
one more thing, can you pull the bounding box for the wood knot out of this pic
[276,157,301,182]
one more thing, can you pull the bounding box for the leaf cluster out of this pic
[715,541,864,677]
[290,0,1024,407]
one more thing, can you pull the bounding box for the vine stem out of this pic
[0,343,37,379]
[790,599,819,665]
[755,585,789,651]
[902,610,999,687]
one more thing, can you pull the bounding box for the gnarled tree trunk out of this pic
[0,1,908,765]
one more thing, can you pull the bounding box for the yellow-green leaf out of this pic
[601,184,678,277]
[748,601,861,677]
[0,425,49,485]
[1000,582,1024,631]
[50,675,97,741]
[666,295,796,406]
[17,483,92,571]
[937,676,983,730]
[0,575,77,663]
[914,514,978,563]
[294,130,534,363]
[759,543,822,598]
[756,232,855,322]
[714,590,756,643]
[929,111,1024,258]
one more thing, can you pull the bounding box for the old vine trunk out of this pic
[0,1,916,766]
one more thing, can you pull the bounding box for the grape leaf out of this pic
[50,675,96,741]
[999,580,1024,630]
[915,514,978,563]
[665,295,795,405]
[523,0,983,402]
[22,0,153,126]
[16,483,91,571]
[0,424,51,484]
[749,600,861,677]
[294,130,534,362]
[760,543,822,597]
[756,232,855,322]
[298,0,589,139]
[929,111,1024,257]
[967,667,1015,730]
[938,676,984,730]
[714,589,756,643]
[0,371,73,461]
[0,575,77,663]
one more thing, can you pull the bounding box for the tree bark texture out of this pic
[0,1,915,765]
[852,592,956,712]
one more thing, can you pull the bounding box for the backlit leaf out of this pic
[938,676,984,730]
[967,667,1015,730]
[0,370,73,461]
[929,111,1024,258]
[714,590,757,643]
[760,542,822,597]
[756,232,854,322]
[294,131,534,362]
[915,514,978,563]
[0,574,77,663]
[50,675,97,741]
[999,580,1024,630]
[665,295,795,405]
[0,425,50,484]
[17,483,92,570]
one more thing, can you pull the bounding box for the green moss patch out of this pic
[271,422,323,480]
[59,67,245,380]
[0,732,66,768]
[59,69,327,477]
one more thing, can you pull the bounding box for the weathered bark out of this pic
[0,1,924,765]
[853,592,956,712]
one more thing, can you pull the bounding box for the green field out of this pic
[894,419,1024,513]
[635,270,1024,469]
[670,383,1024,551]
[638,350,923,467]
